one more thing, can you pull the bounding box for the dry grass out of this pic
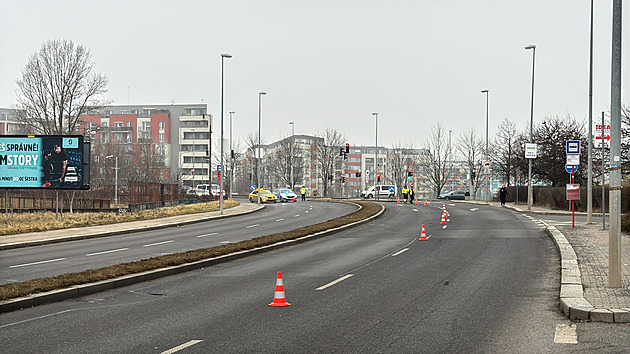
[0,200,381,301]
[0,200,240,236]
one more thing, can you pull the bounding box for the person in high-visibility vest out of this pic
[300,186,308,201]
[409,187,415,204]
[402,185,409,203]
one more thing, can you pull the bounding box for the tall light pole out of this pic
[192,128,195,190]
[525,44,536,211]
[587,0,594,223]
[219,53,232,215]
[105,155,118,208]
[448,129,453,192]
[229,111,235,200]
[372,112,378,200]
[257,91,266,204]
[289,121,295,189]
[481,89,489,201]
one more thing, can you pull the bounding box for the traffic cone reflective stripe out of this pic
[440,213,447,224]
[424,200,428,206]
[269,272,291,307]
[419,224,428,241]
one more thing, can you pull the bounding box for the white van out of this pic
[195,184,210,196]
[361,185,397,199]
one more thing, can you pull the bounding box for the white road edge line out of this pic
[554,323,578,344]
[160,339,204,354]
[316,274,354,291]
[9,258,67,268]
[197,232,218,238]
[275,218,284,221]
[143,240,174,247]
[391,248,409,256]
[246,224,260,228]
[86,248,129,256]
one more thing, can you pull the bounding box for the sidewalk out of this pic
[473,200,630,323]
[0,203,263,250]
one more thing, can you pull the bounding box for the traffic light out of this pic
[230,149,235,158]
[471,171,476,180]
[328,174,332,181]
[407,171,413,177]
[355,171,361,177]
[339,176,342,182]
[339,148,344,156]
[342,176,346,183]
[345,143,350,153]
[377,173,381,182]
[343,152,348,160]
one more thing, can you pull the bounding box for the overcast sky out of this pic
[1,1,628,149]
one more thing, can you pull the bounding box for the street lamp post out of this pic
[257,91,267,204]
[525,44,536,211]
[105,155,118,208]
[481,89,489,201]
[372,112,378,200]
[289,121,295,189]
[192,128,195,190]
[219,53,232,215]
[229,111,235,200]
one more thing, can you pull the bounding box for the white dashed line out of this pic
[413,209,418,212]
[294,215,300,217]
[275,218,284,222]
[246,224,260,228]
[143,240,174,247]
[86,248,129,256]
[197,232,218,238]
[10,258,67,268]
[554,324,578,344]
[391,248,409,256]
[160,340,204,354]
[316,274,354,291]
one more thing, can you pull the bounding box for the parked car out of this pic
[211,184,226,198]
[195,184,210,196]
[437,191,467,200]
[360,185,397,198]
[248,189,277,203]
[273,188,298,202]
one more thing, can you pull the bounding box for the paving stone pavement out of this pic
[558,223,630,310]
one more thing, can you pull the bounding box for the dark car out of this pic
[437,191,467,200]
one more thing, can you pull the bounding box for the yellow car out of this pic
[249,189,277,203]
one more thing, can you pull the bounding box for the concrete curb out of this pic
[0,205,264,251]
[545,225,630,323]
[0,202,384,313]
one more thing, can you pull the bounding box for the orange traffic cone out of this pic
[440,212,447,225]
[269,272,291,307]
[415,199,418,205]
[397,197,400,203]
[419,224,428,241]
[424,200,428,206]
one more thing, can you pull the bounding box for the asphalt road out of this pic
[2,202,630,352]
[0,201,357,284]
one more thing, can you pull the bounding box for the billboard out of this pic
[0,135,89,189]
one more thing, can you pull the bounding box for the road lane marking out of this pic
[554,324,577,344]
[470,208,479,212]
[316,274,354,291]
[246,224,260,228]
[143,240,174,247]
[197,232,218,238]
[413,209,418,212]
[86,248,128,256]
[305,210,309,213]
[442,225,447,229]
[391,248,409,256]
[0,309,78,328]
[161,340,204,354]
[294,214,300,217]
[9,258,66,268]
[275,218,284,222]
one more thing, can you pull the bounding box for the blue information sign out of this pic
[566,140,581,154]
[565,165,578,174]
[389,186,395,193]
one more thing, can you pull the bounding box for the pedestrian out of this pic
[499,185,508,206]
[402,185,409,203]
[409,187,415,204]
[300,186,307,201]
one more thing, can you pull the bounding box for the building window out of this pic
[114,122,123,128]
[127,122,132,128]
[159,121,165,129]
[159,133,164,142]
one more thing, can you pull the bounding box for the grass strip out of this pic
[0,200,381,301]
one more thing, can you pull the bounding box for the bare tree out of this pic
[489,119,519,186]
[266,138,303,189]
[386,142,416,197]
[421,123,451,198]
[457,128,485,199]
[13,39,110,135]
[313,128,346,197]
[243,132,266,188]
